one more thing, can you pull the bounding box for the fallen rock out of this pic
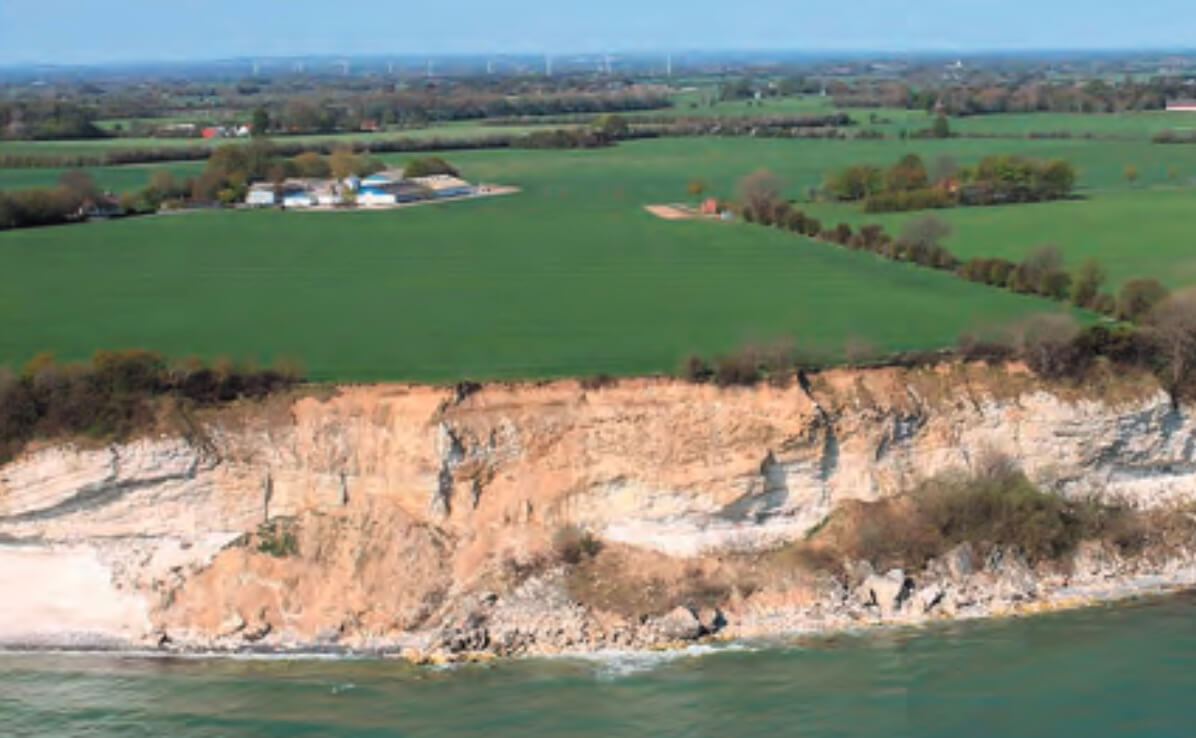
[861,570,913,618]
[991,547,1038,601]
[697,606,727,635]
[441,627,490,654]
[647,606,703,642]
[914,584,945,614]
[944,543,974,581]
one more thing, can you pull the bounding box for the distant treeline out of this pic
[0,126,641,170]
[1152,129,1196,144]
[1,101,110,141]
[831,79,1174,115]
[265,90,671,131]
[0,349,303,462]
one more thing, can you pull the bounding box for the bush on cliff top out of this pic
[0,349,303,463]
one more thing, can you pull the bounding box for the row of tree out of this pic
[0,170,112,230]
[250,90,670,134]
[733,168,1167,327]
[679,296,1196,409]
[823,153,1077,213]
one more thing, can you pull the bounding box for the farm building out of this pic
[243,168,479,209]
[279,180,322,208]
[246,183,277,207]
[358,173,426,206]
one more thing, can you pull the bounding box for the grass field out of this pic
[651,92,1196,140]
[0,122,550,158]
[804,188,1196,288]
[0,139,1073,382]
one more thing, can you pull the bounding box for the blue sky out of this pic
[0,0,1190,65]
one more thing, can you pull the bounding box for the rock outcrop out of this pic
[2,365,1196,658]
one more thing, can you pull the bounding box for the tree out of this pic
[886,154,930,192]
[329,147,361,180]
[1022,244,1063,280]
[1014,313,1085,378]
[251,107,270,137]
[593,113,629,138]
[404,156,458,178]
[686,178,709,200]
[737,169,785,219]
[293,151,330,178]
[899,214,952,249]
[58,170,98,203]
[1070,258,1107,307]
[932,154,959,184]
[1146,289,1196,401]
[932,113,951,139]
[1039,160,1077,199]
[1124,163,1139,185]
[1118,277,1170,322]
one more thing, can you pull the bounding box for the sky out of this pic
[0,0,1191,65]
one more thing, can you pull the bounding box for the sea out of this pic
[2,592,1195,737]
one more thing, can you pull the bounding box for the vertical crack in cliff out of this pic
[433,423,466,517]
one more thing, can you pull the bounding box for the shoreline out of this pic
[4,565,1193,665]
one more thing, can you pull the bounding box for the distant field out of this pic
[0,122,550,158]
[7,134,1190,195]
[0,138,1065,382]
[805,188,1196,288]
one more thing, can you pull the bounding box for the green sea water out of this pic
[3,593,1194,737]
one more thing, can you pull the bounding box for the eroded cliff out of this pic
[2,364,1194,657]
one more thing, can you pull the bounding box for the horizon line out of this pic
[4,46,1196,72]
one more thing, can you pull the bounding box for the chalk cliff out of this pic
[2,364,1195,657]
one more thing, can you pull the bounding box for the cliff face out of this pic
[2,365,1194,653]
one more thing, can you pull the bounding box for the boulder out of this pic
[697,606,727,635]
[991,547,1038,601]
[861,570,913,618]
[442,627,490,653]
[647,606,703,642]
[944,543,974,581]
[914,584,945,614]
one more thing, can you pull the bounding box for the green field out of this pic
[0,139,1074,382]
[805,188,1196,288]
[0,122,550,158]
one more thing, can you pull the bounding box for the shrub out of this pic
[1071,258,1107,307]
[1015,313,1088,378]
[0,349,303,461]
[680,354,713,383]
[257,519,299,557]
[554,524,602,565]
[832,468,1134,570]
[1090,292,1118,316]
[713,350,761,386]
[1118,278,1170,323]
[579,374,617,390]
[403,155,459,178]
